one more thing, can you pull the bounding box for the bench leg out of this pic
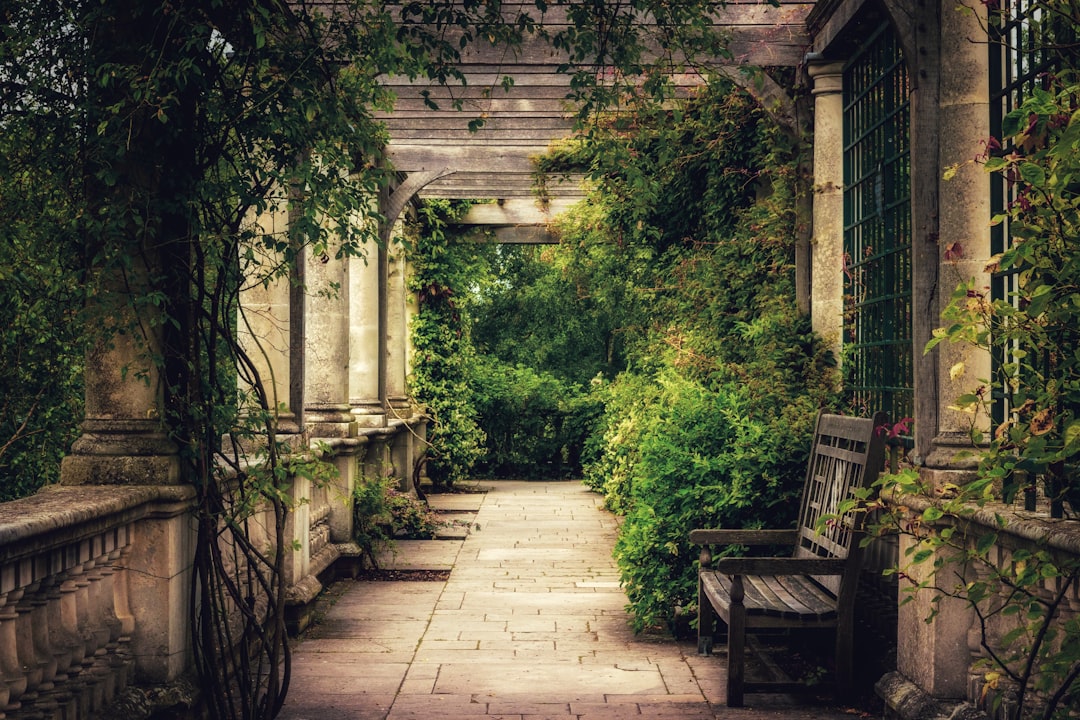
[726,575,746,708]
[697,575,714,655]
[835,618,854,700]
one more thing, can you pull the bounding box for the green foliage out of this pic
[407,200,489,487]
[0,140,84,501]
[0,4,85,500]
[471,244,625,384]
[555,80,839,632]
[469,357,602,479]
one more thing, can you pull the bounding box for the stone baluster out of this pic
[56,567,89,717]
[92,538,124,706]
[41,570,79,718]
[0,589,28,715]
[83,553,113,713]
[69,560,99,670]
[13,581,47,715]
[110,534,135,692]
[42,569,78,690]
[24,579,59,720]
[966,548,993,705]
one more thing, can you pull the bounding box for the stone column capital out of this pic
[807,61,845,96]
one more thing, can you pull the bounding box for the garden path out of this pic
[278,480,861,720]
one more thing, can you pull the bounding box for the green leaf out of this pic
[912,548,934,564]
[1019,162,1046,186]
[975,533,998,556]
[1002,107,1026,137]
[922,506,944,523]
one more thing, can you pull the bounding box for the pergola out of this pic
[378,1,812,229]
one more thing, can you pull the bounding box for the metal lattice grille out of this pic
[842,23,913,429]
[989,1,1075,424]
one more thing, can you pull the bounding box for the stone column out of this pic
[807,60,847,365]
[237,205,303,435]
[894,3,990,705]
[124,494,194,683]
[384,223,411,418]
[349,236,386,429]
[923,1,993,471]
[60,272,180,486]
[304,247,355,439]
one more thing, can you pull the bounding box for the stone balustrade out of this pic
[0,416,427,720]
[883,491,1080,720]
[0,485,193,720]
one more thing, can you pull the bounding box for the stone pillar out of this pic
[327,448,360,543]
[892,3,989,706]
[304,248,355,439]
[124,495,194,683]
[384,223,411,418]
[60,272,180,486]
[349,237,386,429]
[924,1,993,470]
[807,61,847,364]
[237,205,304,435]
[283,473,312,588]
[894,532,973,700]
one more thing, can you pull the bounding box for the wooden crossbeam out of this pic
[381,4,813,202]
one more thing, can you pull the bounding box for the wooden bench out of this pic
[689,411,887,707]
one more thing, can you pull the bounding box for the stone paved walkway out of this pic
[279,480,864,720]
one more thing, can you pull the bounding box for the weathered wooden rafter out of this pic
[381,1,814,208]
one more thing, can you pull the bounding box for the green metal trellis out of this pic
[842,21,913,434]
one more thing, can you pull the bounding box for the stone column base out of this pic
[877,672,987,720]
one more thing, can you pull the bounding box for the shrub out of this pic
[470,358,602,479]
[608,371,822,633]
[352,476,443,567]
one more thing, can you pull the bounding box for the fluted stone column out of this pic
[807,60,847,365]
[237,205,303,435]
[898,3,991,703]
[349,237,386,429]
[304,247,355,439]
[385,224,414,490]
[60,270,180,486]
[385,224,411,418]
[924,2,993,470]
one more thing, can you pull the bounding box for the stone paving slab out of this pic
[280,480,867,720]
[373,539,462,570]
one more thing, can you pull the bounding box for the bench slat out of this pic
[773,575,837,619]
[701,571,838,622]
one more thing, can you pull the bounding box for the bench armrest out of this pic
[709,556,847,576]
[689,529,799,546]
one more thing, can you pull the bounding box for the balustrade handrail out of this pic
[0,485,195,564]
[887,488,1080,556]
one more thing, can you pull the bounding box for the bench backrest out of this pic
[793,411,888,596]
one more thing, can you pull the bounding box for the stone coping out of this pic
[0,484,196,563]
[313,414,428,450]
[891,490,1080,555]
